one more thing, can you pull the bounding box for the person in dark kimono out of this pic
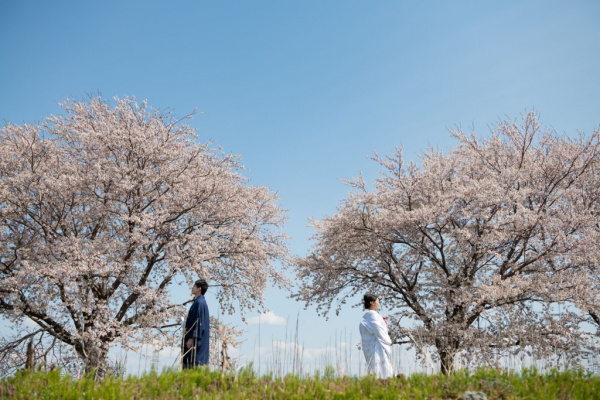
[182,279,210,368]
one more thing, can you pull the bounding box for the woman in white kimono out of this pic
[359,294,394,379]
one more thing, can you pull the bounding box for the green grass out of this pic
[1,367,598,399]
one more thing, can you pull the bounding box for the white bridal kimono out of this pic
[359,310,394,379]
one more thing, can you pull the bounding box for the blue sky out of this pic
[1,0,599,375]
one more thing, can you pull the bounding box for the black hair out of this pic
[195,279,209,295]
[363,293,378,310]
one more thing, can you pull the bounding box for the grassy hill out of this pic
[1,367,598,399]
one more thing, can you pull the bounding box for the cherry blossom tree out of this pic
[0,97,288,378]
[294,112,600,374]
[208,316,242,373]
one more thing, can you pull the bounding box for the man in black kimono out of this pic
[182,279,210,368]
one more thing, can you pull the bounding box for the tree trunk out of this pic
[439,348,455,375]
[77,341,109,382]
[220,342,229,376]
[25,338,35,370]
[436,336,459,375]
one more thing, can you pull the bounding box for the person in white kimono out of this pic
[359,294,394,379]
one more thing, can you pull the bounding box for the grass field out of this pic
[1,367,599,399]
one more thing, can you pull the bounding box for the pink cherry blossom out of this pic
[293,112,600,374]
[0,96,289,378]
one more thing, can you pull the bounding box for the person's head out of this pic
[192,279,209,297]
[363,294,379,310]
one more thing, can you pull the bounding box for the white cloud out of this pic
[246,311,286,326]
[273,340,303,351]
[157,346,181,358]
[271,341,352,361]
